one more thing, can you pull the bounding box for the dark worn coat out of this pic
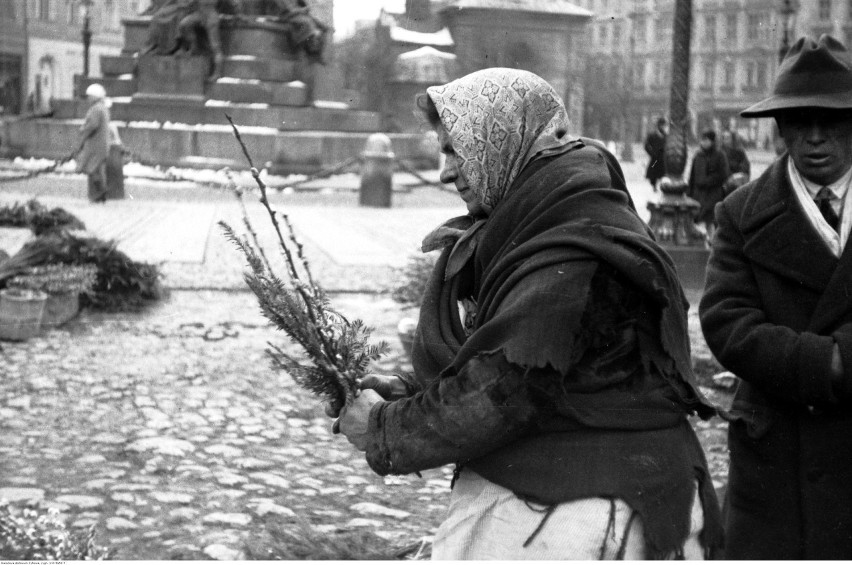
[700,155,852,559]
[688,147,730,224]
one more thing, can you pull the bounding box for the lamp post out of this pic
[777,0,798,63]
[81,0,93,78]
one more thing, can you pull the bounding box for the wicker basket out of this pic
[0,288,48,341]
[42,292,81,328]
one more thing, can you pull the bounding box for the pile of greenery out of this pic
[0,501,110,560]
[0,200,86,235]
[7,263,98,295]
[391,254,437,308]
[0,231,164,311]
[244,518,430,560]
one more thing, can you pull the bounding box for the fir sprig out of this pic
[221,116,388,413]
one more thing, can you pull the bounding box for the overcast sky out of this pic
[333,0,406,38]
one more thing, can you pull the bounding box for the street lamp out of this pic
[777,0,799,63]
[80,0,93,77]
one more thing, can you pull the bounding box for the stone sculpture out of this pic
[269,0,329,65]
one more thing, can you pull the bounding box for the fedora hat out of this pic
[741,35,852,117]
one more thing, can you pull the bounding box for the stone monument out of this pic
[3,0,432,174]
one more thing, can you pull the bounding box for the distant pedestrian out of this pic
[720,130,750,195]
[75,84,111,203]
[688,130,729,239]
[644,117,668,189]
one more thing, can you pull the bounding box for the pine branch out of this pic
[222,115,386,411]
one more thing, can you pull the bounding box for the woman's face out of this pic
[437,126,491,217]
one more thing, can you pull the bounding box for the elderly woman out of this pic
[336,68,722,559]
[75,83,111,203]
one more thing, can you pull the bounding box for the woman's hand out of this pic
[359,373,409,400]
[323,373,406,419]
[336,389,383,451]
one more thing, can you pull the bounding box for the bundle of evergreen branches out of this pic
[220,116,387,413]
[0,230,164,311]
[0,199,86,235]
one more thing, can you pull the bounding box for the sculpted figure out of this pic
[145,0,241,79]
[270,0,329,64]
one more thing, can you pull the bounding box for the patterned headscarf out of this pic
[427,68,578,209]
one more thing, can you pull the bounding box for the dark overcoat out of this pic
[644,130,666,183]
[688,147,729,224]
[700,155,852,559]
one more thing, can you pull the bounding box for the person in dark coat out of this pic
[331,68,723,559]
[644,117,668,189]
[688,129,729,239]
[700,35,852,560]
[720,130,750,195]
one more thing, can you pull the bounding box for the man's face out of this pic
[721,131,733,147]
[700,137,713,150]
[776,108,852,185]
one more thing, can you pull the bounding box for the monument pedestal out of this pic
[135,55,209,103]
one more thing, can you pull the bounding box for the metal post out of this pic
[647,0,706,259]
[82,0,93,78]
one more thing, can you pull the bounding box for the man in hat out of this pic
[700,35,852,559]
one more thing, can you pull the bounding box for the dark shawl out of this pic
[413,141,711,418]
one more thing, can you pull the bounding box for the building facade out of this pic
[1,1,27,115]
[25,0,141,113]
[581,0,824,149]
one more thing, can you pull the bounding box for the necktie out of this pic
[815,186,840,231]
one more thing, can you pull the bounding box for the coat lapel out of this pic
[808,230,852,332]
[741,157,838,292]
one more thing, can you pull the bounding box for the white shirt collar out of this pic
[787,157,852,257]
[794,161,852,200]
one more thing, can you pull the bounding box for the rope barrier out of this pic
[0,156,73,184]
[0,150,452,193]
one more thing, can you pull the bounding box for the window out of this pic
[0,1,16,19]
[35,0,52,20]
[725,13,737,44]
[634,15,647,46]
[658,14,673,45]
[613,20,622,47]
[744,61,767,90]
[848,0,852,19]
[704,15,716,48]
[756,61,767,88]
[723,61,735,89]
[819,0,832,20]
[746,13,769,41]
[702,61,714,89]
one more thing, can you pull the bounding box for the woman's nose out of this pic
[440,158,457,184]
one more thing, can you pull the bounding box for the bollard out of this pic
[359,133,394,208]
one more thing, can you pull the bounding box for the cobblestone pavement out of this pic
[1,291,453,560]
[0,289,732,560]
